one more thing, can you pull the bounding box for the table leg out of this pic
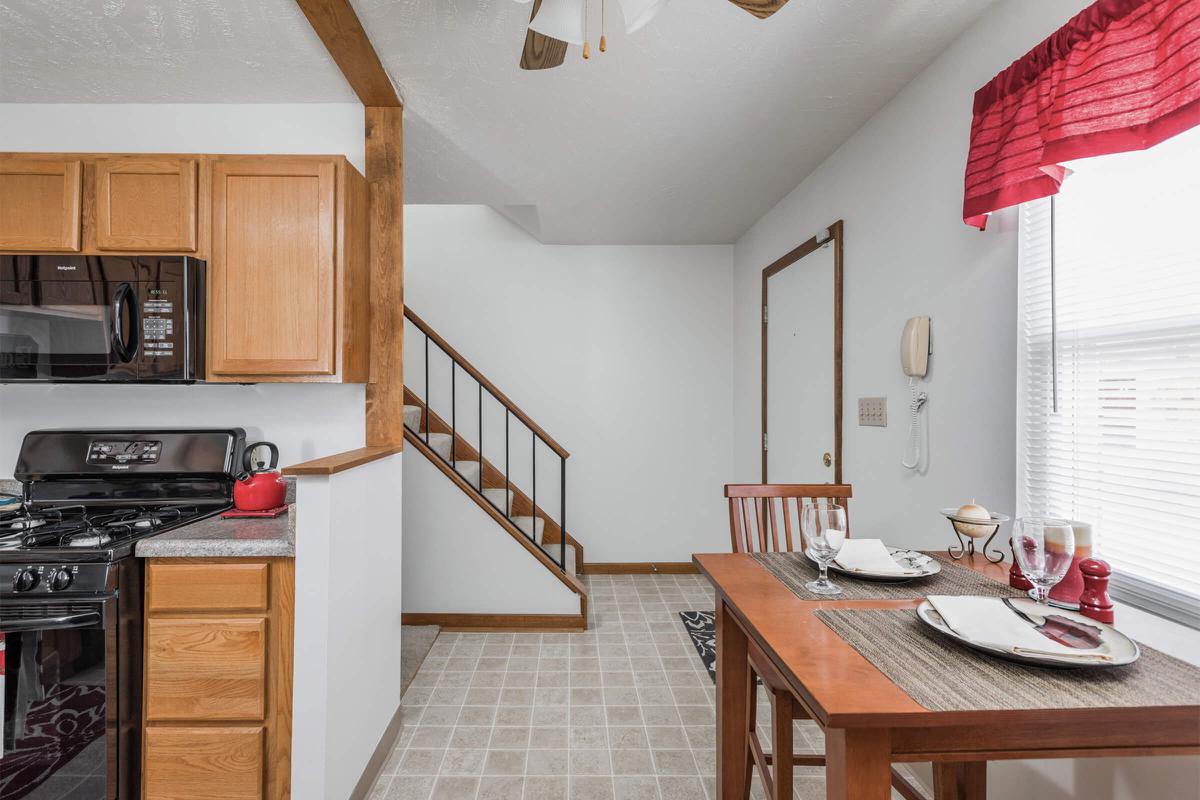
[824,728,891,800]
[716,596,753,800]
[933,762,987,800]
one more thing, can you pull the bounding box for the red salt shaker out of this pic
[1008,537,1033,590]
[1078,558,1115,624]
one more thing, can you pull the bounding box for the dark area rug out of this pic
[679,611,717,683]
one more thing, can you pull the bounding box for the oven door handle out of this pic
[111,282,139,363]
[1,611,101,633]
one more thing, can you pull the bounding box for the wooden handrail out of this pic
[404,306,570,459]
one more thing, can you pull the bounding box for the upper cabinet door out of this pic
[0,158,83,252]
[95,158,198,252]
[210,158,336,377]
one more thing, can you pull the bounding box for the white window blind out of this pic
[1017,127,1200,626]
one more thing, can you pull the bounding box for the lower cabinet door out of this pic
[144,726,264,800]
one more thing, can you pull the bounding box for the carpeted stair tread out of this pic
[511,515,546,540]
[482,487,515,514]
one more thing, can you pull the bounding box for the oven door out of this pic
[0,256,140,382]
[1,598,115,800]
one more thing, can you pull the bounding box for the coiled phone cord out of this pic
[902,377,928,470]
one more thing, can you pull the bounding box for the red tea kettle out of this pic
[234,441,287,511]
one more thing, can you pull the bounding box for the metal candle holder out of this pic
[939,508,1010,563]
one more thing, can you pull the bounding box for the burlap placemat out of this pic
[751,551,1020,601]
[814,607,1200,711]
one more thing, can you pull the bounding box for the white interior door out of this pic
[766,242,836,482]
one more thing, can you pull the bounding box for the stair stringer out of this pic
[402,446,585,627]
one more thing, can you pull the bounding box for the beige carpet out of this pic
[401,625,440,694]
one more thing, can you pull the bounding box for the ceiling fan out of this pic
[517,0,790,70]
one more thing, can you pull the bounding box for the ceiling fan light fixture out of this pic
[529,0,587,46]
[617,0,670,33]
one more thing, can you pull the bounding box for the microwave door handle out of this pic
[111,282,139,362]
[1,611,102,633]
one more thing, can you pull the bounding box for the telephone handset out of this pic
[901,316,930,378]
[900,317,930,470]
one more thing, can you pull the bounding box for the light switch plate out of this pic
[858,397,887,427]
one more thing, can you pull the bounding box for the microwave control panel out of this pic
[86,440,162,465]
[142,298,176,357]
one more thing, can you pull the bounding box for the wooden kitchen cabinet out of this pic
[208,156,370,382]
[0,157,82,251]
[143,558,293,800]
[94,157,198,252]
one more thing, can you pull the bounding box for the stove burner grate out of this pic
[0,504,203,551]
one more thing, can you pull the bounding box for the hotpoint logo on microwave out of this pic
[56,264,78,271]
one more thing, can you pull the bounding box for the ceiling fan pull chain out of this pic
[583,0,591,59]
[600,0,607,52]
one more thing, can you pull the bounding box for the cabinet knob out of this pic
[822,452,832,467]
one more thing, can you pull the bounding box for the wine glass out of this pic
[802,502,847,596]
[1011,517,1075,607]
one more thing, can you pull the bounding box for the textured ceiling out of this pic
[0,1,355,102]
[0,0,998,244]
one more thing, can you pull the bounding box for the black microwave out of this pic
[0,255,205,383]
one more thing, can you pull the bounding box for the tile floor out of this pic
[371,574,921,800]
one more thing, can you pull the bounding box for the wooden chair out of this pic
[723,484,921,800]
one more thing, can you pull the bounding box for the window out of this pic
[1017,126,1200,627]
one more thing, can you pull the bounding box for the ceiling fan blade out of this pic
[726,0,790,19]
[520,0,568,70]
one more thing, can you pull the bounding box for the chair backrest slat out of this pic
[767,497,780,552]
[724,483,853,554]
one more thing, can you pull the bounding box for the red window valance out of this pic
[963,0,1200,229]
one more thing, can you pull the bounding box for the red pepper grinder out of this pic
[1078,558,1115,624]
[1008,537,1033,591]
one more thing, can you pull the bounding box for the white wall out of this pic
[0,103,367,473]
[402,451,579,615]
[731,0,1199,797]
[405,205,734,564]
[0,104,365,172]
[732,0,1083,546]
[292,456,405,800]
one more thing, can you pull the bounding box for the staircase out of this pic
[403,308,587,623]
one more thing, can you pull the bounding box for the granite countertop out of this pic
[135,504,296,558]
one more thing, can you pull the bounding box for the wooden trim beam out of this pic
[402,612,586,632]
[583,562,699,575]
[282,446,402,476]
[293,0,401,107]
[365,106,405,448]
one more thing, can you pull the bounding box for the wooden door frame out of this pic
[760,219,843,484]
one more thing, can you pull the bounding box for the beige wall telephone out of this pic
[901,316,930,377]
[900,317,930,469]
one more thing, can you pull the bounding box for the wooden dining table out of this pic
[693,551,1200,800]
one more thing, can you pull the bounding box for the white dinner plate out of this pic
[807,546,941,582]
[916,597,1140,669]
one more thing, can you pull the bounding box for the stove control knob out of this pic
[49,568,73,592]
[13,568,39,592]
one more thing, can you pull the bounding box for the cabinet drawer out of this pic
[147,561,269,612]
[95,157,198,251]
[144,726,264,800]
[146,618,266,721]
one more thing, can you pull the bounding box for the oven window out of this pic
[1,625,108,800]
[0,283,119,379]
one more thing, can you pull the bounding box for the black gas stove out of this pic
[0,428,245,800]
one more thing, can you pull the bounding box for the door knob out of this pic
[822,452,832,467]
